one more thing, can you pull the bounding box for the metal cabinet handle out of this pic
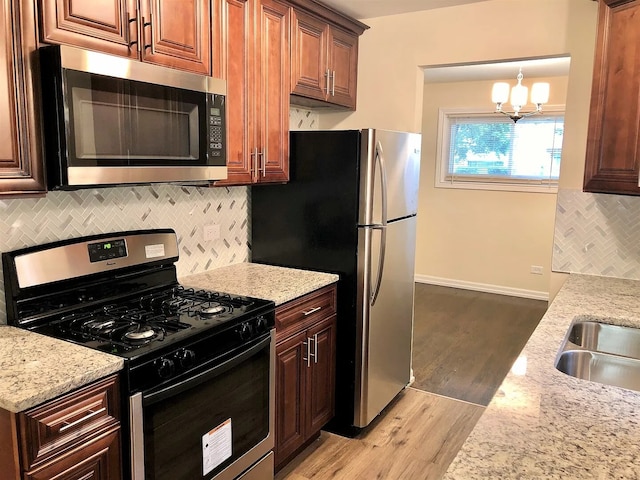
[258,150,265,177]
[250,148,258,181]
[331,71,336,96]
[313,333,319,364]
[142,14,153,51]
[127,14,140,52]
[59,407,106,433]
[302,306,321,316]
[325,68,331,95]
[302,340,311,367]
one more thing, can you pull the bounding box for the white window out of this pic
[435,107,564,193]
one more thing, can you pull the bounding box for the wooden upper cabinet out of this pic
[289,1,366,110]
[38,0,211,74]
[213,0,289,186]
[0,0,46,197]
[584,0,640,195]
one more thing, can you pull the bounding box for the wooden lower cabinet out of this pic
[0,374,122,480]
[274,285,337,470]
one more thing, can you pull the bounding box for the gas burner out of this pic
[199,304,227,316]
[124,328,157,341]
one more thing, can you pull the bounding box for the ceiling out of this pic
[319,0,490,20]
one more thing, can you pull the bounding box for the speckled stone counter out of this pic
[444,274,640,479]
[0,326,123,413]
[179,262,339,306]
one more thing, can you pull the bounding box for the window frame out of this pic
[434,106,565,194]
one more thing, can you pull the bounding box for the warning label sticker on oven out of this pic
[145,244,165,259]
[202,418,232,476]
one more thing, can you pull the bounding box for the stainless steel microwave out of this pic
[38,45,227,189]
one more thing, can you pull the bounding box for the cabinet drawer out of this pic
[276,285,336,339]
[20,374,121,471]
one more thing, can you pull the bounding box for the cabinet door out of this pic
[307,315,336,434]
[327,27,357,109]
[255,0,290,183]
[275,330,308,469]
[24,427,121,480]
[39,0,138,58]
[211,0,254,185]
[290,9,327,102]
[0,0,46,196]
[584,0,640,195]
[140,0,211,74]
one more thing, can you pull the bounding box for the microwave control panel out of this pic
[207,94,226,165]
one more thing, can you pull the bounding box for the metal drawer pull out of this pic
[127,15,139,51]
[59,407,106,433]
[142,14,153,51]
[313,333,319,363]
[307,336,316,367]
[331,71,336,96]
[325,69,331,95]
[302,306,321,316]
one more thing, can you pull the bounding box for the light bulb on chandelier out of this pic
[491,68,549,123]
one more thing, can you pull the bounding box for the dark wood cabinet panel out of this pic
[0,375,122,480]
[39,0,137,58]
[212,0,288,185]
[290,9,327,101]
[584,0,640,195]
[275,330,307,466]
[289,3,364,109]
[0,0,46,197]
[306,315,336,434]
[24,427,121,480]
[274,285,337,471]
[39,0,210,74]
[140,0,211,74]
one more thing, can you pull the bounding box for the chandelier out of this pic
[491,68,550,123]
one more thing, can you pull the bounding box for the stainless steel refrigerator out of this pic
[251,129,421,434]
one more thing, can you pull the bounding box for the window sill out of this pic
[435,180,558,194]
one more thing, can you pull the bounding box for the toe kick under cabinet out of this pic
[0,374,121,480]
[274,284,337,471]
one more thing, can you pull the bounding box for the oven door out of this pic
[129,330,274,480]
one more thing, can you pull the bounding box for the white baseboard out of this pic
[414,274,549,301]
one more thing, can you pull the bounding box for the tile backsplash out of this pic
[290,107,319,130]
[0,185,249,324]
[553,188,640,279]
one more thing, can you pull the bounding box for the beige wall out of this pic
[418,76,568,297]
[316,0,598,299]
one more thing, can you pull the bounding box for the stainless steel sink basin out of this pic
[569,321,640,359]
[556,350,640,392]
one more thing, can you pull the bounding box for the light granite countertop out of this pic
[0,326,124,413]
[444,274,640,479]
[179,262,339,306]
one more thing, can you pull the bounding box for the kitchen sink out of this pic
[556,320,640,393]
[556,350,640,392]
[569,321,640,359]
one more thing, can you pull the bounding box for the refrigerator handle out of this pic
[370,141,388,306]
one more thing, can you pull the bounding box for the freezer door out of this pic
[358,129,421,226]
[354,216,416,428]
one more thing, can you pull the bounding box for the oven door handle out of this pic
[143,333,271,406]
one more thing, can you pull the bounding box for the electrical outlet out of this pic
[203,224,220,241]
[530,265,544,275]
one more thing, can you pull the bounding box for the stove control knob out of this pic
[255,315,268,333]
[174,349,196,369]
[238,322,254,341]
[156,357,175,379]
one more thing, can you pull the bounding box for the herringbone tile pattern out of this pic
[0,185,249,323]
[553,189,640,279]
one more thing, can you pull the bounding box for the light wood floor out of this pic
[275,388,483,480]
[276,285,547,480]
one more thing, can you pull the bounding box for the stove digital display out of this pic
[88,239,127,263]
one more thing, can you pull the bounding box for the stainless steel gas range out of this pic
[2,229,275,480]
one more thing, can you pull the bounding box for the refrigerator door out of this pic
[358,129,421,226]
[354,215,416,428]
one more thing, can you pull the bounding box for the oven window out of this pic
[64,70,206,166]
[142,341,270,480]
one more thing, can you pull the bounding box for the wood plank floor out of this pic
[275,388,484,480]
[276,284,547,480]
[412,284,547,405]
